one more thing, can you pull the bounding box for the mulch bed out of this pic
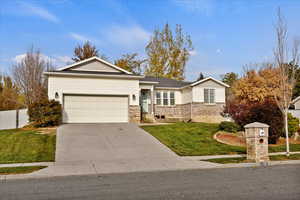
[214,131,246,147]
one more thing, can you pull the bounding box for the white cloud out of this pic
[216,49,222,54]
[189,50,197,56]
[172,0,215,16]
[69,32,92,42]
[13,54,27,63]
[19,2,60,23]
[104,25,150,47]
[54,56,73,64]
[12,54,72,68]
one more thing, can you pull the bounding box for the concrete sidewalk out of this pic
[183,151,300,161]
[1,151,299,180]
[0,158,219,180]
[0,162,54,168]
[2,158,300,180]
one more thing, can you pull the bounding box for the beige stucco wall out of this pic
[192,80,226,103]
[182,87,192,104]
[48,76,140,106]
[71,60,120,72]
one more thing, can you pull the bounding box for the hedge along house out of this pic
[45,56,229,124]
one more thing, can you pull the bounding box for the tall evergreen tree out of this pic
[196,72,205,81]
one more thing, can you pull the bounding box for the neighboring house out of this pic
[292,96,300,110]
[290,97,300,119]
[45,56,229,124]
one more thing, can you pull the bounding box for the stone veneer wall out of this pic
[191,103,225,123]
[151,103,225,123]
[154,104,191,122]
[129,105,141,123]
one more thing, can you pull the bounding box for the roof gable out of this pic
[190,77,230,88]
[292,96,300,104]
[57,57,132,74]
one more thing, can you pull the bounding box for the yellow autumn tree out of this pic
[232,66,280,103]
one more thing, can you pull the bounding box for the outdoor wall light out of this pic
[132,94,136,101]
[55,92,59,99]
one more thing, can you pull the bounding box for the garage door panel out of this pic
[63,95,128,123]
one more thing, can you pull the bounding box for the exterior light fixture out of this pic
[132,94,136,101]
[55,92,59,99]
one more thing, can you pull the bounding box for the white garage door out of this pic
[63,95,128,123]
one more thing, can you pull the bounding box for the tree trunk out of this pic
[284,110,290,156]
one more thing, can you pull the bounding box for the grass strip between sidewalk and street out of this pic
[204,153,300,164]
[0,166,47,175]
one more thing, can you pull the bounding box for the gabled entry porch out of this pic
[140,85,155,122]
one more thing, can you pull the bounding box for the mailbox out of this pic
[244,122,269,162]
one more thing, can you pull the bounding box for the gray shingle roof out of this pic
[141,76,192,88]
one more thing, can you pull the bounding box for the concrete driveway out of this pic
[30,123,218,177]
[56,123,177,163]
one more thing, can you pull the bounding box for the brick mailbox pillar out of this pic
[244,122,269,162]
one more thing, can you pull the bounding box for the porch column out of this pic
[151,87,154,115]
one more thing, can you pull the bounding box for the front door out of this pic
[141,91,148,113]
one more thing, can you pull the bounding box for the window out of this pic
[170,92,175,105]
[163,92,168,105]
[156,91,175,106]
[156,92,161,105]
[204,88,215,104]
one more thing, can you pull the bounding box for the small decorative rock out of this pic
[244,122,269,163]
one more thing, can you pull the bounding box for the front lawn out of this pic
[142,123,245,156]
[0,166,47,175]
[0,128,56,164]
[142,122,300,156]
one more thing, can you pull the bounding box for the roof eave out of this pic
[190,77,230,88]
[44,71,144,79]
[56,56,133,75]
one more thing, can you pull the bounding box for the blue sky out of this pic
[1,0,300,81]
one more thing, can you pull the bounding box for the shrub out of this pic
[223,98,283,144]
[288,113,299,137]
[28,99,62,127]
[219,121,240,133]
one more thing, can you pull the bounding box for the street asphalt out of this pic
[1,164,299,200]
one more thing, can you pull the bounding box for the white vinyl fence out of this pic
[0,109,29,130]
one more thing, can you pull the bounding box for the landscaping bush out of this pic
[223,98,283,144]
[28,99,62,127]
[219,121,240,133]
[288,113,299,137]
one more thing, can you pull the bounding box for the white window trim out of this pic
[163,91,169,106]
[155,91,176,106]
[204,88,216,105]
[156,91,161,105]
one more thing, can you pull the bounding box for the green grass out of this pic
[142,122,245,156]
[0,129,56,164]
[205,154,300,164]
[269,153,300,161]
[0,166,47,175]
[142,122,300,156]
[269,144,300,153]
